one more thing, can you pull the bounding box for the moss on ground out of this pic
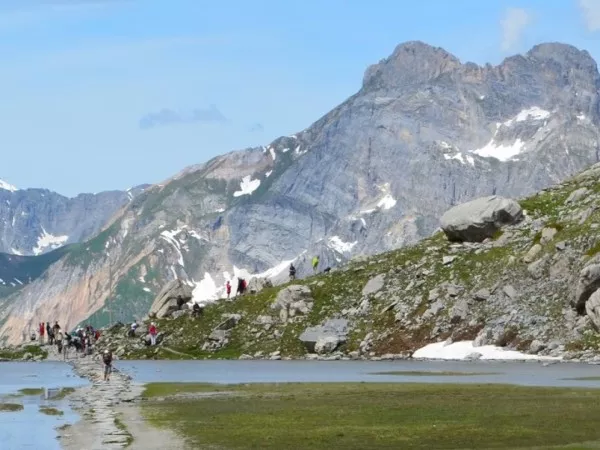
[0,403,23,412]
[51,387,75,400]
[18,388,44,396]
[142,382,600,449]
[39,406,63,416]
[0,345,48,360]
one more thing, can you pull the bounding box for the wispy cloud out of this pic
[248,123,264,133]
[139,105,228,130]
[500,7,531,51]
[578,0,600,32]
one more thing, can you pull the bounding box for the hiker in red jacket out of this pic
[39,323,45,344]
[226,281,231,299]
[149,322,158,346]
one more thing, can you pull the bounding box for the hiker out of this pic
[192,302,203,318]
[149,322,158,346]
[236,278,244,296]
[39,323,45,344]
[64,333,72,359]
[128,320,138,338]
[312,256,319,273]
[289,263,296,281]
[55,329,63,354]
[46,322,53,345]
[226,280,232,299]
[323,267,331,273]
[102,349,113,381]
[52,321,60,337]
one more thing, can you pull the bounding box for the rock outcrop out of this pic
[148,279,193,319]
[440,196,523,242]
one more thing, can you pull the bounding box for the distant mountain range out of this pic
[1,40,600,344]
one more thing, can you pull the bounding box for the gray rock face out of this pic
[148,279,193,319]
[586,290,600,330]
[0,185,147,256]
[3,40,600,341]
[271,285,314,322]
[440,196,523,242]
[362,274,385,296]
[299,318,349,354]
[575,264,600,313]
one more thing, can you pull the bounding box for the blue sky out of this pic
[0,0,599,196]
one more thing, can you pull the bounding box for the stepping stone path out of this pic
[64,356,139,449]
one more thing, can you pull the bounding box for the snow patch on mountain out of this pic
[503,106,550,126]
[328,236,357,254]
[160,229,184,267]
[32,227,68,255]
[472,138,525,161]
[0,179,18,192]
[233,175,260,197]
[444,152,475,166]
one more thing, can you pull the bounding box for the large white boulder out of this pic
[440,195,523,242]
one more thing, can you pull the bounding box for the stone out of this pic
[271,285,314,322]
[148,279,193,319]
[555,241,567,251]
[565,187,589,204]
[529,340,546,354]
[208,330,228,341]
[540,227,557,244]
[465,352,482,361]
[440,196,523,243]
[362,274,385,296]
[472,289,490,301]
[527,259,545,280]
[575,264,600,312]
[503,285,518,300]
[585,289,600,330]
[314,335,340,354]
[523,244,542,263]
[216,314,242,330]
[299,319,348,353]
[170,310,187,320]
[449,299,469,323]
[247,277,273,294]
[442,255,456,265]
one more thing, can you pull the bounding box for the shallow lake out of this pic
[115,359,600,388]
[0,361,88,450]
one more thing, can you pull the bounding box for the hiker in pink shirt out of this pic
[149,322,158,345]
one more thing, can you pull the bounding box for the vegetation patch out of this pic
[142,382,600,450]
[18,388,44,396]
[114,414,134,447]
[0,345,48,361]
[368,371,500,377]
[0,403,23,412]
[562,376,600,381]
[51,387,75,400]
[39,406,63,416]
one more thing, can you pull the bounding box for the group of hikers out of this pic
[289,255,328,281]
[32,322,99,358]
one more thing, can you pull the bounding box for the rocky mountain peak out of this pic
[362,40,462,91]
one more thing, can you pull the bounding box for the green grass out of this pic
[142,382,600,449]
[562,377,600,381]
[51,387,75,400]
[114,414,134,447]
[0,403,23,412]
[0,345,48,360]
[18,388,44,396]
[39,406,63,416]
[368,371,500,377]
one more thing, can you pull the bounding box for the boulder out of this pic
[299,319,349,354]
[574,264,600,313]
[271,285,314,322]
[440,196,523,242]
[247,277,273,294]
[216,314,242,330]
[586,289,600,330]
[362,274,385,296]
[148,279,193,319]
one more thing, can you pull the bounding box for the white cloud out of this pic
[578,0,600,31]
[500,7,531,51]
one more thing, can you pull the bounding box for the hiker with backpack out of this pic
[102,350,113,381]
[289,264,296,281]
[312,256,319,274]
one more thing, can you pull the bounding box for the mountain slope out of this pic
[1,40,600,344]
[97,162,600,362]
[0,183,148,256]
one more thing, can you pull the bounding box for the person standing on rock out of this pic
[55,328,63,354]
[226,280,232,299]
[312,256,319,274]
[289,264,296,281]
[149,322,158,346]
[39,323,45,345]
[102,349,113,381]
